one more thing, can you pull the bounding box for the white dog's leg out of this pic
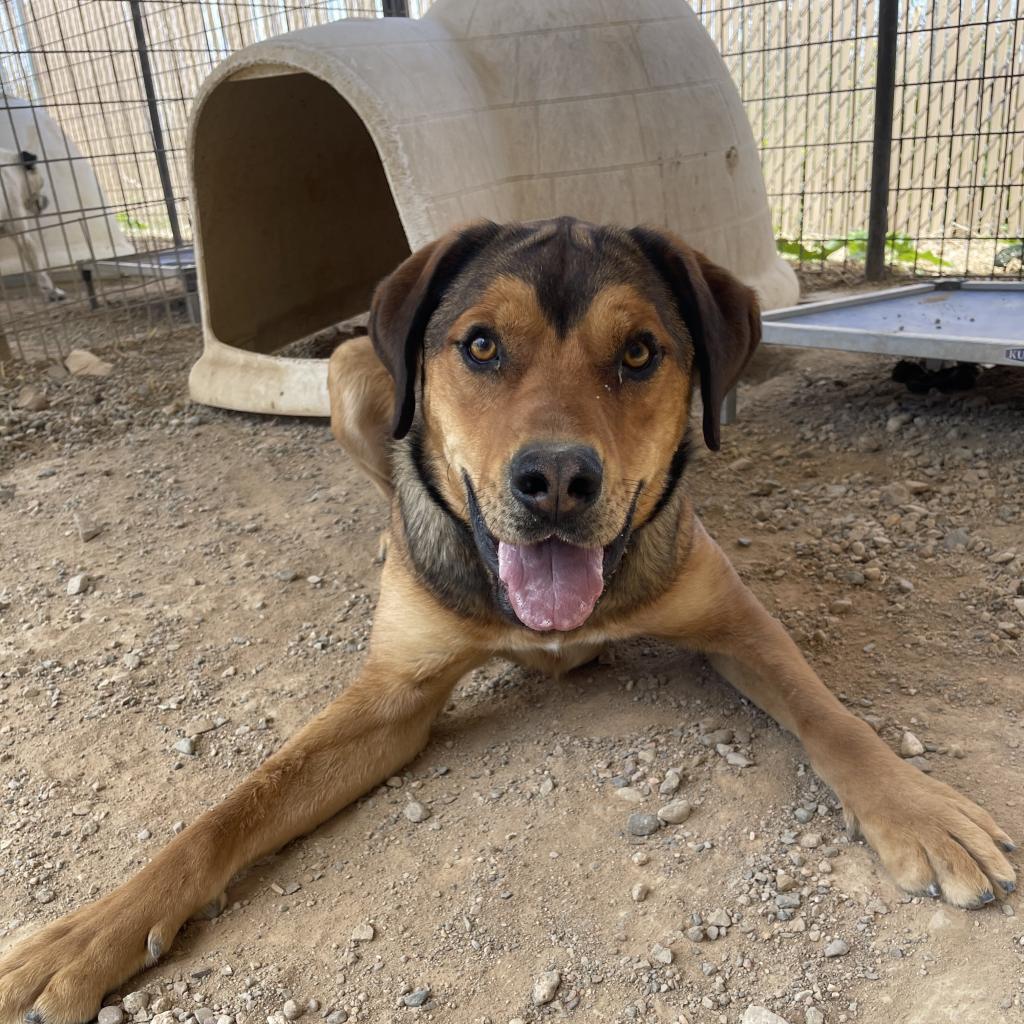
[14,230,66,302]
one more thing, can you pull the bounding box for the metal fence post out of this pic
[865,0,898,281]
[381,0,409,16]
[129,0,183,249]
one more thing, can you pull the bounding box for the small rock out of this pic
[402,988,430,1008]
[657,800,692,824]
[741,1009,791,1024]
[627,812,661,837]
[282,1000,303,1021]
[798,832,822,849]
[991,550,1017,565]
[404,800,430,823]
[152,1013,176,1024]
[532,970,561,1005]
[805,1010,825,1024]
[685,926,705,942]
[15,385,49,411]
[900,731,925,757]
[122,992,151,1014]
[631,883,649,902]
[123,653,142,670]
[98,1011,125,1024]
[194,1008,215,1024]
[137,828,152,841]
[73,512,102,542]
[726,751,753,767]
[651,943,673,965]
[776,893,801,910]
[66,573,91,596]
[823,938,850,958]
[325,1013,348,1024]
[65,348,113,376]
[187,718,216,735]
[34,888,55,904]
[614,786,645,804]
[776,871,796,892]
[351,922,375,942]
[829,599,853,615]
[173,737,195,756]
[897,577,915,593]
[706,909,731,928]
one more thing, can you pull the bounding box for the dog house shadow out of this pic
[188,0,798,417]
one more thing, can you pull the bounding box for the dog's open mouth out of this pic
[463,473,641,633]
[497,538,604,632]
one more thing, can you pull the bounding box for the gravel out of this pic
[626,812,661,836]
[404,800,430,823]
[531,970,561,1005]
[824,938,851,958]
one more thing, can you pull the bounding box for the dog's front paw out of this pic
[843,762,1016,908]
[46,287,66,302]
[0,876,186,1024]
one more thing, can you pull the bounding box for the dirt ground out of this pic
[1,326,1022,1024]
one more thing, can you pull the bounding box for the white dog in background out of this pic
[0,148,66,301]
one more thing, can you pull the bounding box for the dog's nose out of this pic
[510,444,603,521]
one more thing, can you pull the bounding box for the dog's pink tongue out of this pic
[498,538,604,632]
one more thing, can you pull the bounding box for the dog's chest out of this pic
[500,634,608,676]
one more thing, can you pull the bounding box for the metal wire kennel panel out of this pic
[695,0,1024,281]
[0,0,417,365]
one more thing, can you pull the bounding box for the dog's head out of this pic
[15,151,49,213]
[370,218,759,633]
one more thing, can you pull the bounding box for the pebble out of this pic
[614,786,645,804]
[351,922,375,942]
[657,800,692,824]
[741,1009,791,1024]
[152,1013,175,1024]
[685,926,705,942]
[325,1012,349,1024]
[776,871,796,892]
[532,970,561,1005]
[627,812,661,836]
[823,938,850,958]
[798,832,822,849]
[706,909,731,928]
[630,883,649,902]
[726,751,753,767]
[900,731,925,757]
[122,992,151,1014]
[16,385,49,411]
[651,943,674,965]
[97,1011,125,1024]
[402,988,430,1008]
[34,888,55,903]
[195,1008,215,1024]
[66,573,91,596]
[805,1010,825,1024]
[65,348,113,376]
[173,737,195,755]
[282,1000,303,1021]
[71,511,103,542]
[404,800,431,823]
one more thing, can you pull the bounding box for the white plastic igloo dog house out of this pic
[187,0,798,416]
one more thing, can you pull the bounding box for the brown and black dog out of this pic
[0,218,1015,1022]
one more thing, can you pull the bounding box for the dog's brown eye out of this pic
[622,339,653,371]
[467,336,498,364]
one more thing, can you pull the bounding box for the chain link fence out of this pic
[1,0,1022,363]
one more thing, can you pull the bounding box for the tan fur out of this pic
[0,230,1014,1024]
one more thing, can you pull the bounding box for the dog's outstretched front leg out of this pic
[0,563,484,1024]
[642,520,1016,908]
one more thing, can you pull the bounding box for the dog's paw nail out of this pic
[26,1010,45,1024]
[147,932,163,961]
[999,879,1016,894]
[999,841,1018,853]
[979,889,996,906]
[926,883,941,899]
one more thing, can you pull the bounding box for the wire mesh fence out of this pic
[1,0,1022,364]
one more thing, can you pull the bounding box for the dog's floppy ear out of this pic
[628,227,761,451]
[19,151,38,170]
[369,221,502,439]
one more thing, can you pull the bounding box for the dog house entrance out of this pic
[192,69,408,356]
